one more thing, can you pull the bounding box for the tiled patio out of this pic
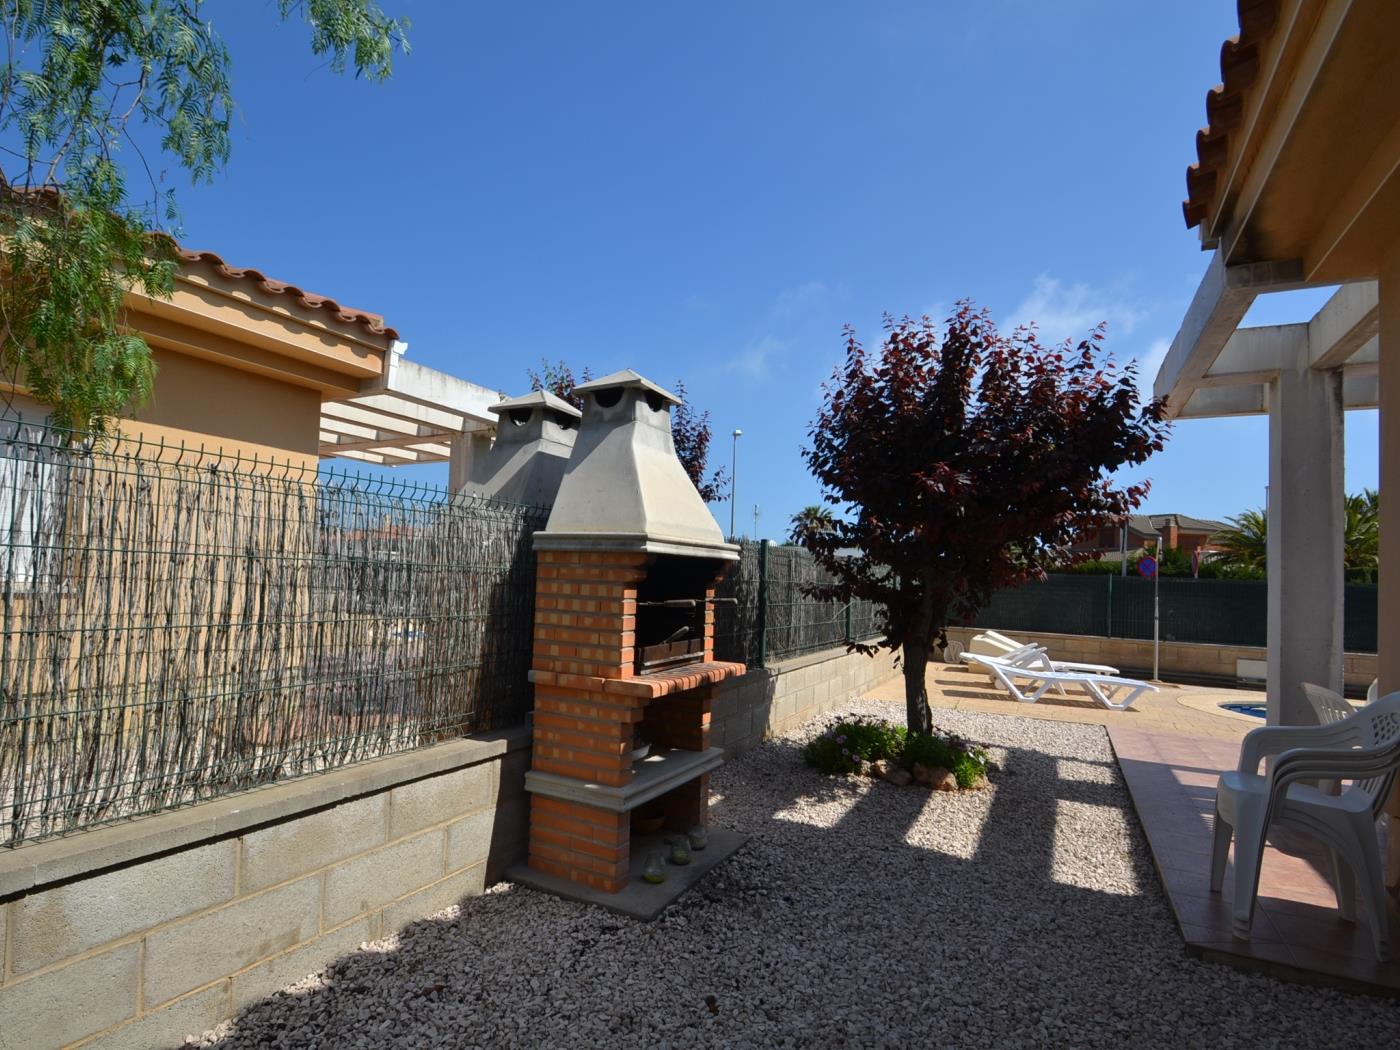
[863,663,1400,995]
[1110,725,1400,995]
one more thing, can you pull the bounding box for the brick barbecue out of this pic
[523,370,744,895]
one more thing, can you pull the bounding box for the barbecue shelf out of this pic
[524,746,724,813]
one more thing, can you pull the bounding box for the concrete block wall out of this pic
[0,642,898,1050]
[710,646,902,756]
[945,626,1378,692]
[0,732,530,1050]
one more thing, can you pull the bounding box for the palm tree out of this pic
[788,504,836,545]
[1212,509,1267,574]
[1212,491,1380,578]
[1344,489,1379,579]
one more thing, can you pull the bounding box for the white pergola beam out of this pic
[330,448,390,465]
[322,400,434,437]
[1154,252,1308,412]
[1308,280,1379,369]
[1178,385,1268,418]
[364,356,502,428]
[318,355,503,466]
[1201,324,1306,386]
[343,393,466,433]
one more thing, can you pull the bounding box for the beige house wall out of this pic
[121,349,323,466]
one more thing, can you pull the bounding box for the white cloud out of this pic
[726,334,791,379]
[770,280,832,319]
[1133,336,1171,382]
[721,280,844,379]
[1006,274,1149,346]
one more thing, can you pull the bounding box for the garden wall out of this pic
[0,643,897,1049]
[0,731,531,1049]
[945,626,1378,693]
[710,646,902,756]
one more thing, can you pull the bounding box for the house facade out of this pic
[1072,513,1228,560]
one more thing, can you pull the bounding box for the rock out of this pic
[868,759,890,779]
[883,766,913,786]
[911,762,933,786]
[930,766,958,792]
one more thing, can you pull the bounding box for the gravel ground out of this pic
[190,701,1397,1049]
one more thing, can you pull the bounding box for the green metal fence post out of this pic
[757,539,769,668]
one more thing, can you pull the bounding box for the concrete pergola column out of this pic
[448,431,493,492]
[1265,356,1345,726]
[1381,248,1400,900]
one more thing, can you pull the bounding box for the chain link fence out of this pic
[713,540,883,666]
[0,421,547,847]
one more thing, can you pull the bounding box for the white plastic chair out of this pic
[967,656,1155,710]
[1300,683,1364,795]
[1210,691,1400,960]
[1300,682,1360,726]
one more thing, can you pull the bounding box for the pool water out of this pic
[1222,702,1266,718]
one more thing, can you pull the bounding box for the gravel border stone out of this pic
[188,701,1396,1049]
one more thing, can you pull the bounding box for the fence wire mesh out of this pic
[713,541,883,666]
[0,421,546,847]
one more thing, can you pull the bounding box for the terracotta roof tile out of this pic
[3,186,397,339]
[1182,0,1282,231]
[175,246,398,341]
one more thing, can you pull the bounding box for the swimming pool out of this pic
[1222,702,1266,718]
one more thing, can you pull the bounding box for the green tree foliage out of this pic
[788,504,834,544]
[0,1,408,435]
[800,306,1168,733]
[1210,491,1379,581]
[526,358,729,502]
[1211,509,1267,575]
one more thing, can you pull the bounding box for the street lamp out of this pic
[730,429,742,540]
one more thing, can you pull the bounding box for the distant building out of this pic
[1072,513,1228,560]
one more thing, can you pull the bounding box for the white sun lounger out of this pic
[979,661,1157,711]
[960,643,1120,678]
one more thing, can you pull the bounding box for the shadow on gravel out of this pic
[189,717,1390,1049]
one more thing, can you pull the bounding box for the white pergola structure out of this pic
[1156,0,1400,898]
[318,344,499,488]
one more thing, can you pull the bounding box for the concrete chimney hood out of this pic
[471,390,580,506]
[534,369,738,560]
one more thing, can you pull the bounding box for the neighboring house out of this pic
[1,243,501,471]
[1072,513,1228,560]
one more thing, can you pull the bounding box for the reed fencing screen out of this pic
[714,540,883,666]
[0,422,546,848]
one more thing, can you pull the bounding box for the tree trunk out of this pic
[901,637,933,735]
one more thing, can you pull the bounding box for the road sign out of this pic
[1138,555,1157,579]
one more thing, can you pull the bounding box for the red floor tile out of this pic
[1109,724,1400,996]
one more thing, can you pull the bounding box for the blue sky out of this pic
[170,2,1378,536]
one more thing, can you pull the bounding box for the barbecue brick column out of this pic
[528,550,649,893]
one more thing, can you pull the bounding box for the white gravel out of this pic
[189,701,1397,1049]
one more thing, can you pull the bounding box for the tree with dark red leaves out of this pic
[796,304,1169,733]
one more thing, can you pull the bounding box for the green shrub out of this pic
[901,730,991,787]
[803,715,990,788]
[802,715,907,775]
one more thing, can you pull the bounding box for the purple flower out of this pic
[841,747,849,756]
[836,734,847,744]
